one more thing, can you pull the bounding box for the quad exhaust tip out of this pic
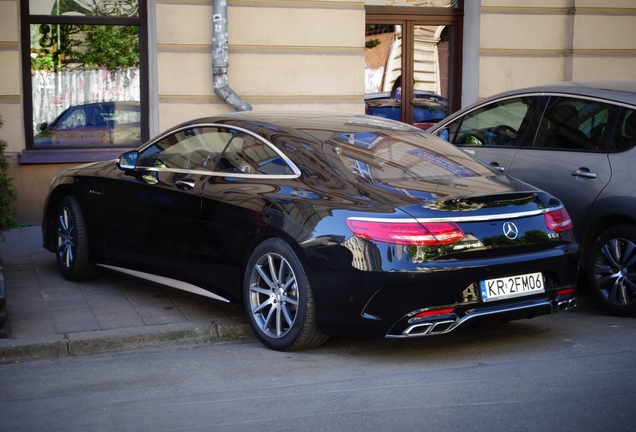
[389,297,575,339]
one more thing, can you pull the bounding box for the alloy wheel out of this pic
[248,252,299,338]
[592,237,636,307]
[56,206,76,271]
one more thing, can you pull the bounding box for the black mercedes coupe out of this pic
[42,111,579,350]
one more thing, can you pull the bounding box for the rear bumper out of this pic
[386,294,577,338]
[303,239,579,339]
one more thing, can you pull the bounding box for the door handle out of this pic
[175,180,195,190]
[571,168,597,179]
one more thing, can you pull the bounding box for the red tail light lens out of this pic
[345,219,465,246]
[557,287,576,296]
[544,208,573,232]
[415,307,455,318]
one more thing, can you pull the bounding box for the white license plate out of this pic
[480,272,544,302]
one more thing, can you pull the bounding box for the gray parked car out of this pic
[429,81,636,316]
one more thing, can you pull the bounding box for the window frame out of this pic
[19,0,149,164]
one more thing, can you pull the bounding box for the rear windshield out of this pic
[323,131,495,182]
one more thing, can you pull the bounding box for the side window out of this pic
[611,108,636,152]
[442,97,533,147]
[137,127,233,170]
[215,134,293,175]
[534,97,612,151]
[57,108,87,130]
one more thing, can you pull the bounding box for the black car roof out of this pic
[174,111,423,137]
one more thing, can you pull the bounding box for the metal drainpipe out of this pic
[212,0,252,111]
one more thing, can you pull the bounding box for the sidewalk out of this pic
[0,226,252,364]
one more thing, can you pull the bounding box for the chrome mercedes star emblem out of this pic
[503,221,519,240]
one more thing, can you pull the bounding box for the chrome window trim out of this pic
[348,205,564,223]
[132,166,299,180]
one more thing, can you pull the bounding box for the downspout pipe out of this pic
[212,0,252,111]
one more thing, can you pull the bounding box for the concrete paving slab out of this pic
[0,226,252,364]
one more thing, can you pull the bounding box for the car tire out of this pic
[55,196,102,281]
[243,238,329,351]
[587,225,636,316]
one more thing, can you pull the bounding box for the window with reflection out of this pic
[612,108,636,152]
[534,97,612,151]
[326,131,491,183]
[364,2,463,128]
[447,97,534,147]
[136,127,294,175]
[23,0,146,149]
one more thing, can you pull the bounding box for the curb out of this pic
[0,318,254,364]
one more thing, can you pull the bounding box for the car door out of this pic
[194,130,299,303]
[433,95,540,173]
[101,126,231,275]
[506,95,615,231]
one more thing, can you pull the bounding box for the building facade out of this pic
[1,0,635,224]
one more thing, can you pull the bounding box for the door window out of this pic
[534,97,612,151]
[136,127,295,175]
[611,108,636,152]
[443,97,534,147]
[215,134,294,175]
[137,127,233,171]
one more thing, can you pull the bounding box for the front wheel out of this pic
[587,225,636,316]
[55,196,101,281]
[243,238,329,351]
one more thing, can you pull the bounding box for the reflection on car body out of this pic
[34,101,141,146]
[430,80,636,316]
[42,111,579,351]
[364,91,448,130]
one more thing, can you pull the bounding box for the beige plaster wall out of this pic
[0,0,27,225]
[478,0,636,99]
[155,0,366,131]
[0,0,23,154]
[7,160,75,224]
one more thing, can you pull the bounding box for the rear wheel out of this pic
[55,196,101,281]
[587,225,636,316]
[243,238,329,351]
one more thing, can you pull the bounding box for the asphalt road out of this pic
[1,301,635,432]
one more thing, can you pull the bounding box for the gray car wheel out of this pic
[243,238,329,351]
[56,196,101,281]
[587,225,636,316]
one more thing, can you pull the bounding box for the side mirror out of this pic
[116,150,138,171]
[438,129,450,141]
[38,122,48,131]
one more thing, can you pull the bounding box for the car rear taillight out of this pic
[345,219,465,246]
[544,207,573,232]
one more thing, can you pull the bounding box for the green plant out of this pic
[35,24,139,72]
[31,51,56,71]
[0,114,17,239]
[365,39,381,49]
